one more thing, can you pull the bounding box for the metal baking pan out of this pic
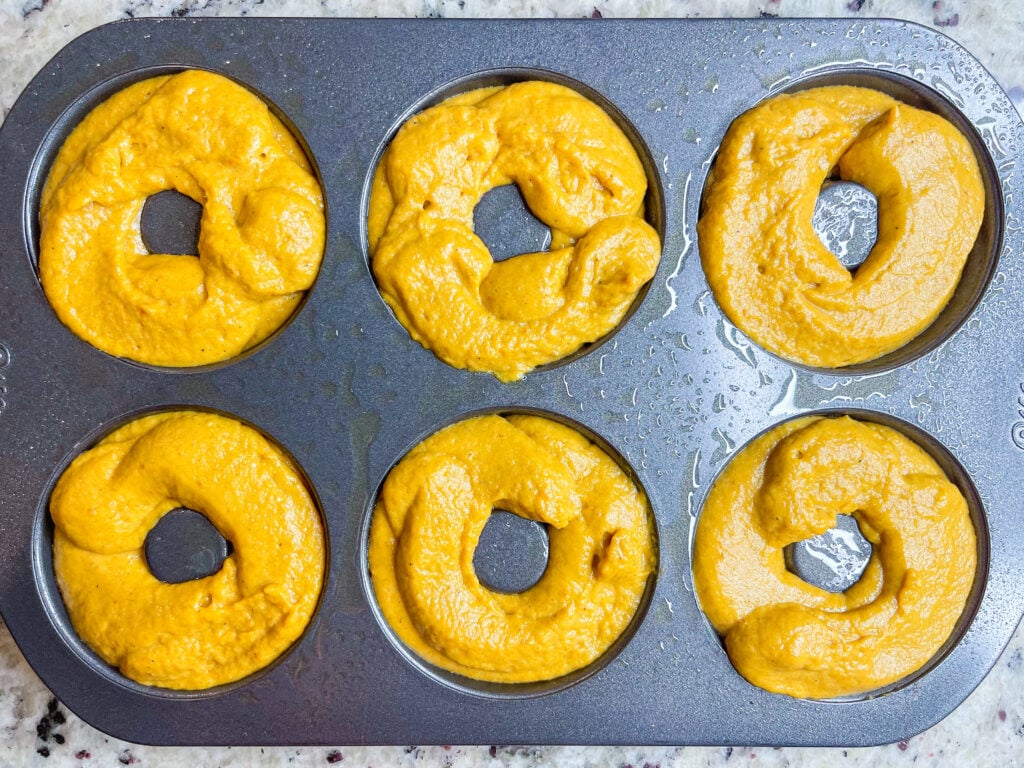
[1,17,1022,747]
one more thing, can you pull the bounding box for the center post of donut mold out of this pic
[144,507,232,584]
[812,181,879,271]
[472,510,551,594]
[784,513,872,593]
[473,184,552,262]
[140,190,204,257]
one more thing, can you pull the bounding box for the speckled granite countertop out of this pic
[1,1,1023,766]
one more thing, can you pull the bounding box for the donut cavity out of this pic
[367,80,662,381]
[692,414,978,699]
[368,413,657,685]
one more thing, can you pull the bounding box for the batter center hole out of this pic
[141,189,203,256]
[812,180,878,272]
[784,514,872,593]
[473,509,550,594]
[144,507,232,584]
[473,184,552,263]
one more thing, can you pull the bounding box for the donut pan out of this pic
[1,17,1023,747]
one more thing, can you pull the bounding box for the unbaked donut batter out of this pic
[692,415,976,699]
[369,414,656,682]
[40,70,325,367]
[368,81,661,381]
[698,85,984,367]
[51,411,325,690]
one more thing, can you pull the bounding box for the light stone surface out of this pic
[1,0,1022,765]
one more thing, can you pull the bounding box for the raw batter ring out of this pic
[367,413,657,685]
[38,69,325,367]
[692,415,978,699]
[50,410,326,691]
[698,85,985,368]
[367,80,662,382]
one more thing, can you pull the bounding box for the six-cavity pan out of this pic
[0,17,1023,747]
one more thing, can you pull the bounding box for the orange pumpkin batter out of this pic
[693,415,976,698]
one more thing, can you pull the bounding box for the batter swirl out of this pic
[368,81,661,382]
[693,415,977,699]
[698,85,984,367]
[369,414,656,683]
[40,70,325,367]
[51,411,325,690]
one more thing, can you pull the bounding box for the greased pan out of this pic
[0,17,1022,747]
